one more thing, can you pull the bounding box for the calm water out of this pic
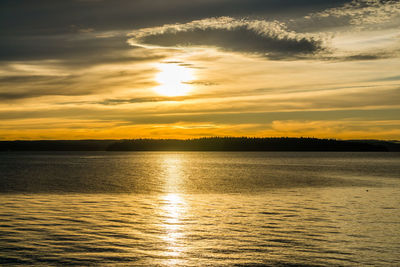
[0,152,399,266]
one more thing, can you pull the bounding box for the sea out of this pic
[0,152,399,266]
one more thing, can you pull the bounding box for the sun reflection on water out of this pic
[158,154,188,265]
[162,154,185,194]
[159,193,188,265]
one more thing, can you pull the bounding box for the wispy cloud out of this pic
[295,0,400,61]
[307,0,400,27]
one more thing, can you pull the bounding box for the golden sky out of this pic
[0,0,399,140]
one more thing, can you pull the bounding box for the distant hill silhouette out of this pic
[1,137,399,151]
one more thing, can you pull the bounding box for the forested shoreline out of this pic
[1,137,399,151]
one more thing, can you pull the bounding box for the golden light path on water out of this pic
[153,63,195,96]
[159,154,188,265]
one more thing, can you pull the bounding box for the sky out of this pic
[1,0,399,140]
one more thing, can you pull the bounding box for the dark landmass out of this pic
[0,137,399,151]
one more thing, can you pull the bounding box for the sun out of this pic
[153,63,195,96]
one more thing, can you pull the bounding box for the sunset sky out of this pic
[1,0,399,140]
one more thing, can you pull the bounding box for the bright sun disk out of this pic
[154,63,195,96]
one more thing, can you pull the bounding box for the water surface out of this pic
[0,152,399,266]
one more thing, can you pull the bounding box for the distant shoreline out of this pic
[1,138,399,152]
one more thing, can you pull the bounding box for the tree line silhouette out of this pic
[1,137,399,151]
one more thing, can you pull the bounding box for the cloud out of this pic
[96,96,188,105]
[324,49,399,61]
[292,1,400,61]
[0,58,159,101]
[0,74,94,100]
[128,17,324,59]
[0,32,132,63]
[0,0,350,36]
[371,74,400,82]
[306,0,400,27]
[339,52,392,61]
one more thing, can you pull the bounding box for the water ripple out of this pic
[1,152,400,266]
